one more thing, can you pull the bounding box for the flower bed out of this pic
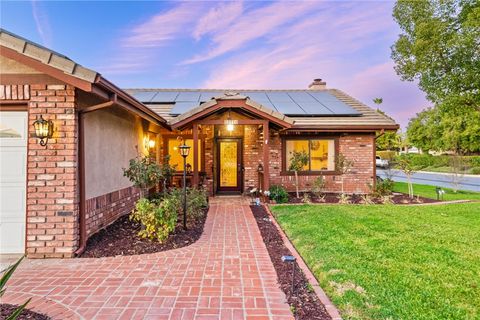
[281,192,438,205]
[0,304,50,320]
[250,205,331,320]
[80,208,207,258]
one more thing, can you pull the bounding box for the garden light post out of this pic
[282,255,297,294]
[179,144,190,230]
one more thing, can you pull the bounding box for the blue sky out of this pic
[1,1,429,127]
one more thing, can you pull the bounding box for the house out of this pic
[0,29,398,258]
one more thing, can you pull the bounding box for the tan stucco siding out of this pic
[84,107,152,199]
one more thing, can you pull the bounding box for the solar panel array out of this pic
[131,90,361,116]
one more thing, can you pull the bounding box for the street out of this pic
[377,169,480,192]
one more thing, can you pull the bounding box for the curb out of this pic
[264,204,342,320]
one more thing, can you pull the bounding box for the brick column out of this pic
[26,84,79,258]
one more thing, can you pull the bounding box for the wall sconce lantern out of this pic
[33,115,53,147]
[143,134,156,152]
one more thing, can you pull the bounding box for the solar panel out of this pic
[150,91,179,103]
[199,91,223,102]
[176,92,201,102]
[287,91,317,102]
[243,92,270,103]
[267,92,305,114]
[170,101,200,114]
[131,91,156,103]
[295,102,333,115]
[308,92,361,115]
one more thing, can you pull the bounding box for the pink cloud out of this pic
[183,1,318,64]
[192,1,244,41]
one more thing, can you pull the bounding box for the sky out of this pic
[1,0,430,128]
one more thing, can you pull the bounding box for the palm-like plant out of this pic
[1,256,31,320]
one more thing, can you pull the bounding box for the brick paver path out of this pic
[3,197,292,320]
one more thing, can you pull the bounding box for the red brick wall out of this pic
[243,125,263,192]
[26,84,79,258]
[269,133,375,194]
[85,186,140,237]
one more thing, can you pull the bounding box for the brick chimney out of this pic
[308,78,326,90]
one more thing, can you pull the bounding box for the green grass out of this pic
[393,181,480,201]
[272,203,480,320]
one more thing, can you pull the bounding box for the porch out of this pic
[166,94,293,195]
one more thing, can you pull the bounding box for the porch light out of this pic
[179,143,190,230]
[224,109,236,132]
[33,115,53,147]
[178,144,190,157]
[143,135,156,151]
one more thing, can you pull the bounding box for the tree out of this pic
[392,0,480,108]
[395,155,424,198]
[392,0,480,153]
[335,153,354,194]
[288,150,309,198]
[373,99,401,151]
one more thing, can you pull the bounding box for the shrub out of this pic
[312,175,326,197]
[288,150,309,198]
[375,178,394,196]
[360,194,375,205]
[130,196,178,243]
[302,193,311,204]
[467,156,480,167]
[471,167,480,174]
[1,256,31,319]
[377,150,397,161]
[123,155,163,193]
[338,193,351,204]
[269,185,289,204]
[187,188,208,218]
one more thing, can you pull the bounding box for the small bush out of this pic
[470,167,480,174]
[130,196,178,242]
[312,175,326,197]
[269,185,289,204]
[338,194,351,204]
[360,194,375,205]
[375,178,394,196]
[187,188,208,218]
[467,156,480,167]
[377,151,397,161]
[302,193,312,204]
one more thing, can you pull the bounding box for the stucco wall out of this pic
[84,107,151,199]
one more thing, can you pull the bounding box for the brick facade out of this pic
[269,133,375,194]
[85,186,140,237]
[26,84,79,258]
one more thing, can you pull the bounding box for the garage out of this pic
[0,110,27,254]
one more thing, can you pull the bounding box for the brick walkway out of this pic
[3,197,292,320]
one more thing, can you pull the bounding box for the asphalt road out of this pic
[377,168,480,192]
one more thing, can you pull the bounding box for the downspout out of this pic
[74,111,87,256]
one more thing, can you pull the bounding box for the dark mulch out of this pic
[285,192,438,204]
[250,205,331,320]
[80,209,207,258]
[1,304,51,320]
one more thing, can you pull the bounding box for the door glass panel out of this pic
[220,141,237,187]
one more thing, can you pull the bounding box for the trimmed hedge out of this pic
[377,151,397,160]
[389,154,480,169]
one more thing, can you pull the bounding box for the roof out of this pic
[125,88,399,130]
[0,29,97,83]
[0,29,168,127]
[170,93,294,129]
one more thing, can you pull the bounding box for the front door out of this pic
[217,138,242,193]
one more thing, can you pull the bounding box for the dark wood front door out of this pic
[216,138,242,193]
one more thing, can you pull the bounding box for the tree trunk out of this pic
[294,170,299,198]
[407,175,413,198]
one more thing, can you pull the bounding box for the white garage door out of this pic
[0,111,27,254]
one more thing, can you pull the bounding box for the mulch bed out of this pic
[285,192,438,204]
[0,304,50,320]
[250,205,331,320]
[80,209,207,258]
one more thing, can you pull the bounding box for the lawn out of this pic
[393,181,480,201]
[272,203,480,320]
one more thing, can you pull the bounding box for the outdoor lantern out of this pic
[224,109,236,132]
[178,144,191,157]
[144,134,156,151]
[179,143,191,230]
[33,115,53,147]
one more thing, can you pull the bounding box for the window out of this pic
[285,138,335,172]
[167,138,202,172]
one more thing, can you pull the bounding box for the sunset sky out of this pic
[1,1,430,127]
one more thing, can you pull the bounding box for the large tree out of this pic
[392,0,480,153]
